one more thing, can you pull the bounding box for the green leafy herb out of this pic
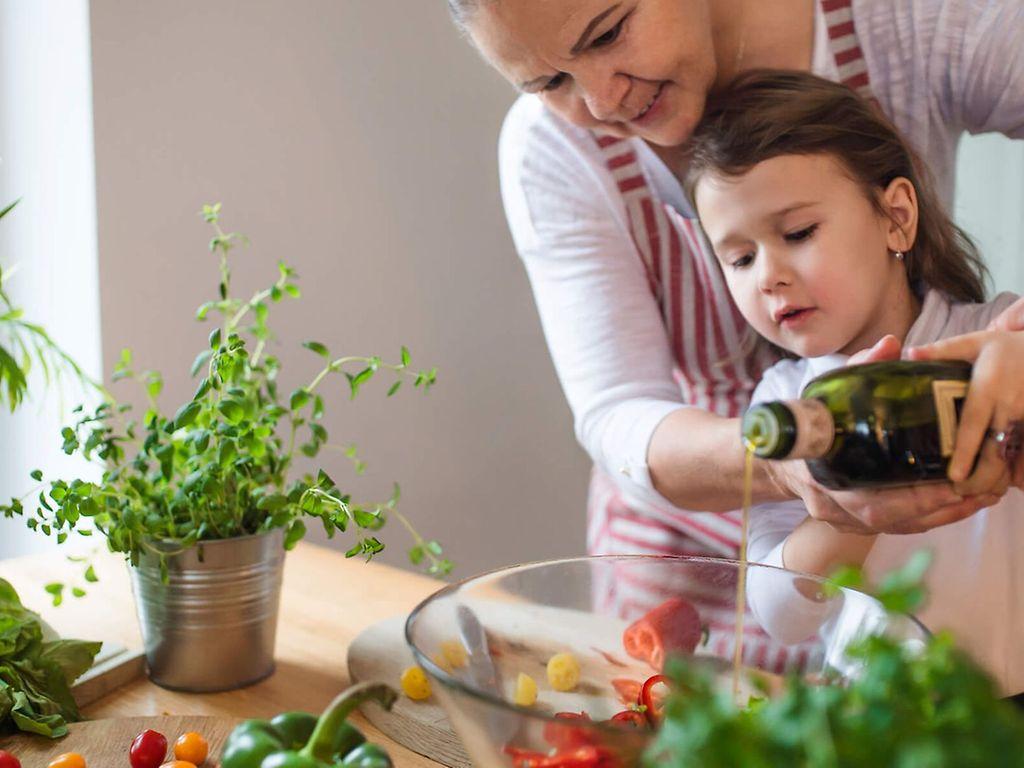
[0,578,101,738]
[0,200,99,412]
[1,205,451,582]
[646,554,1024,767]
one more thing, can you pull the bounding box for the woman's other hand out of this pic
[908,328,1024,494]
[765,458,998,534]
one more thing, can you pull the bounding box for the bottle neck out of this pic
[742,399,835,460]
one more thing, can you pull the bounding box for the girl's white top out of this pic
[498,0,1024,512]
[745,289,1024,695]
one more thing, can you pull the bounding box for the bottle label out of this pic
[933,379,968,457]
[789,399,835,459]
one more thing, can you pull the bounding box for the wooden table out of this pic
[0,542,444,767]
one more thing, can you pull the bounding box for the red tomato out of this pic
[130,729,168,768]
[0,750,21,768]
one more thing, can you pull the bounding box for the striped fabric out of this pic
[585,0,873,674]
[587,0,875,561]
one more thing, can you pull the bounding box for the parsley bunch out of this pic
[646,553,1024,768]
[0,204,451,584]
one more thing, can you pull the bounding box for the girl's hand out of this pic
[908,329,1024,494]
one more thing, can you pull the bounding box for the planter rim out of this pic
[139,526,285,556]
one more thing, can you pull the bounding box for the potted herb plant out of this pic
[1,204,449,692]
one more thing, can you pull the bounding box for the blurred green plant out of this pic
[0,200,95,411]
[647,552,1024,767]
[1,204,451,591]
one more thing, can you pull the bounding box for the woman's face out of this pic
[694,153,917,358]
[468,0,720,146]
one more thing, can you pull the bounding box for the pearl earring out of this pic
[894,250,905,261]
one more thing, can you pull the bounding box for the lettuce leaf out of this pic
[0,577,101,738]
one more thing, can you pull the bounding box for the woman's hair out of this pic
[686,69,988,303]
[447,0,484,31]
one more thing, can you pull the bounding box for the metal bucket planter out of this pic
[128,527,285,692]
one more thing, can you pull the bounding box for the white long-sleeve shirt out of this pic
[745,290,1024,695]
[498,0,1024,510]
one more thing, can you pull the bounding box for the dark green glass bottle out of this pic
[741,360,971,489]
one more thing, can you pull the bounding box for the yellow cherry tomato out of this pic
[174,731,208,765]
[48,755,86,768]
[439,639,468,669]
[159,762,197,768]
[547,652,581,692]
[400,665,432,700]
[431,652,453,674]
[513,672,538,706]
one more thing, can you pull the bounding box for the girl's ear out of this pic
[882,176,919,253]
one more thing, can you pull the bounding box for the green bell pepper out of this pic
[338,743,393,768]
[221,682,397,768]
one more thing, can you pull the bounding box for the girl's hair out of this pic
[686,69,988,303]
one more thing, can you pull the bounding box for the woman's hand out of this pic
[908,328,1024,494]
[764,458,998,534]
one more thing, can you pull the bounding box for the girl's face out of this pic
[468,0,719,146]
[694,153,918,358]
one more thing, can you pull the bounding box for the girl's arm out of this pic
[781,517,877,577]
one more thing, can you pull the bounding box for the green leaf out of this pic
[190,349,213,377]
[283,520,306,550]
[83,565,97,583]
[209,328,222,349]
[290,388,311,411]
[45,582,64,607]
[173,401,202,429]
[387,381,402,397]
[409,546,424,565]
[218,399,245,424]
[30,469,43,482]
[302,341,330,358]
[71,587,86,598]
[401,346,411,367]
[0,198,20,221]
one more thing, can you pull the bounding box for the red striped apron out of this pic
[586,0,874,673]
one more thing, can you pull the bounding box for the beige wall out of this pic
[89,1,590,577]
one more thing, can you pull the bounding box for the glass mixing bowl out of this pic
[405,556,928,767]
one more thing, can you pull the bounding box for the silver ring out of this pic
[988,422,1023,463]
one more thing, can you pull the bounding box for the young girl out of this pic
[686,70,1024,695]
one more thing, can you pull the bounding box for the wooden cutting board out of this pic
[347,615,471,768]
[0,715,239,765]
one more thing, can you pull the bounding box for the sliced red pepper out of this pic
[504,744,610,768]
[622,597,702,672]
[607,709,648,729]
[640,674,671,726]
[542,712,596,751]
[610,678,643,706]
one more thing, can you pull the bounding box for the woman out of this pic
[447,0,1024,563]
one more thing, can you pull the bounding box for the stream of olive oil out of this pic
[732,444,755,701]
